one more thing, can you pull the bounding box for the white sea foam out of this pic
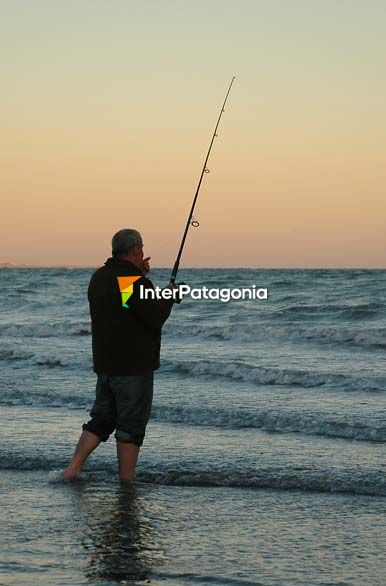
[48,469,66,483]
[48,469,85,483]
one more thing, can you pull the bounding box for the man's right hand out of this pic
[167,282,186,304]
[162,283,178,292]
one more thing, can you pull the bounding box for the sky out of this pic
[1,0,386,268]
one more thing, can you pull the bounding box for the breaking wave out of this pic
[166,323,386,349]
[0,349,70,367]
[165,359,386,393]
[0,321,90,338]
[271,302,384,320]
[2,388,386,442]
[2,319,386,350]
[1,454,385,497]
[152,404,386,442]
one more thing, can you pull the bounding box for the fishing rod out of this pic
[170,77,236,285]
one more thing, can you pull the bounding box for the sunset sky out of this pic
[2,0,386,268]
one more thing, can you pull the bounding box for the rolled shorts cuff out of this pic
[114,429,145,447]
[82,420,113,443]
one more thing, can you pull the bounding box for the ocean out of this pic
[1,267,386,585]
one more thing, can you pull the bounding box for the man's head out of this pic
[111,228,144,268]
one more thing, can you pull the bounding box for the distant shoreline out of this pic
[0,263,95,269]
[1,264,385,270]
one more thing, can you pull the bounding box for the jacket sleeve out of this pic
[128,276,173,332]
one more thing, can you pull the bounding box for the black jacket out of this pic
[88,257,173,375]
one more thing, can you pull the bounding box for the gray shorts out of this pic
[82,373,154,446]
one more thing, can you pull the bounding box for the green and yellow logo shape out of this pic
[117,276,141,308]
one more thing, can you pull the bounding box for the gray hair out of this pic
[111,228,143,258]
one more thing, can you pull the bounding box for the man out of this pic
[63,228,175,482]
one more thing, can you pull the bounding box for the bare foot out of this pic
[62,466,82,481]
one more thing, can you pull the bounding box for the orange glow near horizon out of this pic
[1,1,386,268]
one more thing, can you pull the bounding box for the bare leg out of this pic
[116,442,140,482]
[62,430,101,480]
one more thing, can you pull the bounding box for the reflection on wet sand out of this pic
[71,482,164,583]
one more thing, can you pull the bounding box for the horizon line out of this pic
[1,264,386,270]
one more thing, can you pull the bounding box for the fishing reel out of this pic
[173,282,186,304]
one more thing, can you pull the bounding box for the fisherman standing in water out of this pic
[63,229,175,482]
[62,80,234,483]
